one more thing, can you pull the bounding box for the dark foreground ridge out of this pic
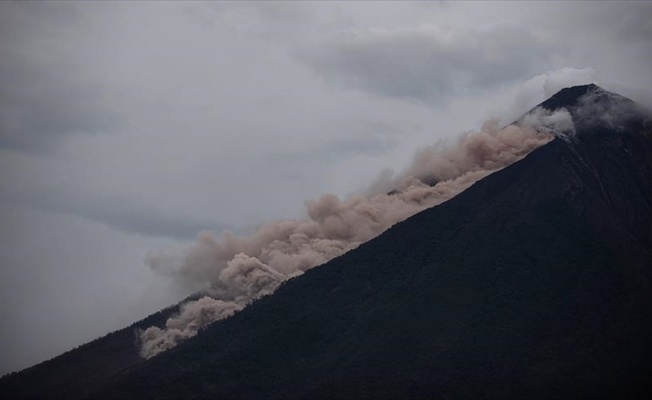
[2,85,652,399]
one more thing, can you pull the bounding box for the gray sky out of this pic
[1,1,651,375]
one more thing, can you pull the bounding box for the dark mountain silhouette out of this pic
[2,84,652,399]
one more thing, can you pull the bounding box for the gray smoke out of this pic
[138,111,568,358]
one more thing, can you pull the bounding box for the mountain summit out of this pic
[2,85,652,399]
[529,83,651,136]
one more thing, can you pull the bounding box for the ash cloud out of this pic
[138,118,557,359]
[138,297,244,358]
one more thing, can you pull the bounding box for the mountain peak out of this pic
[519,83,651,139]
[539,83,604,111]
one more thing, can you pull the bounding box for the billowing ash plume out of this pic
[138,110,570,358]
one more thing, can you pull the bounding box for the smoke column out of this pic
[138,109,571,358]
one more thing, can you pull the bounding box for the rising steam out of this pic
[138,109,570,358]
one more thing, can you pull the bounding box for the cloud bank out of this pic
[295,24,552,105]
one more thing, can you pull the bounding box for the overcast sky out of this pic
[1,1,651,375]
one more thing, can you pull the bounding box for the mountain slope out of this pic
[95,115,652,399]
[2,84,651,399]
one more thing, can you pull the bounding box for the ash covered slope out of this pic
[2,84,651,399]
[90,84,652,399]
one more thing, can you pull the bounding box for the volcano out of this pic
[2,84,651,399]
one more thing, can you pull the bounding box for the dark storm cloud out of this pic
[0,2,119,153]
[295,25,552,105]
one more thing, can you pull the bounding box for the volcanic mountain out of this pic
[2,84,651,399]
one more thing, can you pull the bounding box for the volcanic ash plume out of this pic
[138,110,568,358]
